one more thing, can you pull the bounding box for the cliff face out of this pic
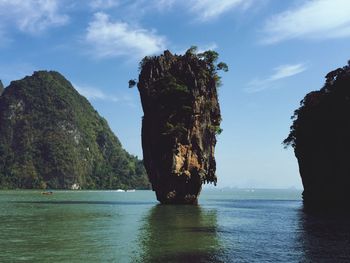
[284,61,350,208]
[0,71,149,189]
[0,80,4,95]
[137,49,224,204]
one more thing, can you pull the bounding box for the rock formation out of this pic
[0,80,4,95]
[284,61,350,209]
[0,71,149,189]
[135,48,226,204]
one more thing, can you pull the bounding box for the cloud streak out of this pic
[245,63,307,93]
[89,0,119,10]
[0,0,69,34]
[85,12,166,59]
[188,0,253,21]
[88,0,252,22]
[261,0,350,44]
[269,64,307,81]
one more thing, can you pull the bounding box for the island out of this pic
[132,47,227,204]
[284,61,350,209]
[0,71,149,190]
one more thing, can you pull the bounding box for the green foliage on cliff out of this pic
[209,125,223,135]
[128,79,137,88]
[133,47,227,139]
[134,46,228,87]
[283,60,350,149]
[0,71,149,190]
[155,75,192,139]
[196,48,228,86]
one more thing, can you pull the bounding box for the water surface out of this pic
[1,189,350,262]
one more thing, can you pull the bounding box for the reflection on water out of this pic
[135,205,223,263]
[299,210,350,262]
[136,202,350,262]
[3,190,350,262]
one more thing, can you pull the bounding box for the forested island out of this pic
[132,47,227,204]
[0,71,149,190]
[284,61,350,209]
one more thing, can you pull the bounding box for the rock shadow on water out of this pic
[134,204,225,263]
[298,206,350,262]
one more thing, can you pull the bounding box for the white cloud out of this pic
[75,84,120,102]
[0,0,69,34]
[245,63,307,93]
[88,0,253,25]
[85,12,166,59]
[188,0,252,21]
[89,0,119,10]
[261,0,350,44]
[90,0,175,12]
[269,64,307,81]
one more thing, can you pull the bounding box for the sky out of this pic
[0,0,349,189]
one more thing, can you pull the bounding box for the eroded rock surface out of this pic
[137,49,225,204]
[284,61,350,209]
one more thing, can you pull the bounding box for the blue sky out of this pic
[0,0,349,188]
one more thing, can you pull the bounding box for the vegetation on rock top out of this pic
[130,46,227,139]
[284,60,350,149]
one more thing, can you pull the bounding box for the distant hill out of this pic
[0,71,149,190]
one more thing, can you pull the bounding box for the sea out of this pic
[1,189,350,263]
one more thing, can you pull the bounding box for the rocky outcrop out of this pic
[284,61,350,209]
[0,80,4,95]
[136,49,226,204]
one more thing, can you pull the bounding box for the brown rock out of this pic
[137,49,224,204]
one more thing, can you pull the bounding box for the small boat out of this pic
[41,191,53,195]
[126,189,136,192]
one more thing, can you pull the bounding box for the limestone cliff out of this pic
[135,48,226,204]
[284,61,350,209]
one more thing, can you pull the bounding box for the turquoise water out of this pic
[1,189,350,262]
